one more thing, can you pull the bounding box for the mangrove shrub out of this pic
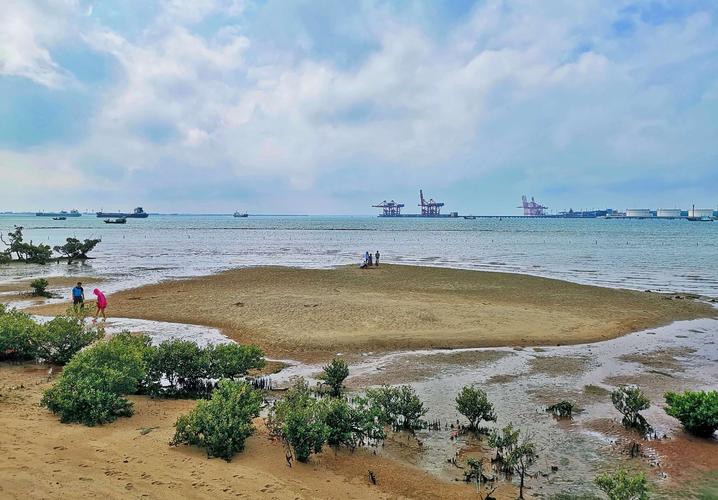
[456,385,496,431]
[31,315,102,365]
[41,333,150,425]
[321,358,349,397]
[594,469,649,500]
[53,237,101,264]
[612,385,650,430]
[0,306,41,360]
[171,379,261,461]
[30,278,51,297]
[664,390,718,437]
[366,384,427,430]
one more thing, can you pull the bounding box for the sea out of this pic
[1,214,717,298]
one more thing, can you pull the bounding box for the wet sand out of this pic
[0,363,511,500]
[26,265,716,360]
[0,276,103,305]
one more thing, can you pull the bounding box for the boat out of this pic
[687,204,714,222]
[52,217,67,221]
[463,215,477,220]
[36,209,81,217]
[104,218,127,224]
[96,207,149,218]
[233,211,249,218]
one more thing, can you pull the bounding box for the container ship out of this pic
[96,207,149,218]
[36,209,81,217]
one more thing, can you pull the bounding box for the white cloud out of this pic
[1,0,717,211]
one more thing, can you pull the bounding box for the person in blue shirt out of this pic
[71,282,84,312]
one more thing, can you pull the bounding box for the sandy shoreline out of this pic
[28,264,717,360]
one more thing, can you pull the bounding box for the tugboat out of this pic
[104,218,127,224]
[96,207,149,218]
[36,209,81,217]
[463,215,477,220]
[52,217,67,221]
[233,211,249,218]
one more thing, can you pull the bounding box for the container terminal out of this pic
[373,193,717,220]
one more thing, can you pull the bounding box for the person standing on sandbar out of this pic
[375,251,380,267]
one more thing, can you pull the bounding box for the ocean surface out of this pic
[1,214,717,297]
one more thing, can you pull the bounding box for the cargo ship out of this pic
[96,207,149,218]
[36,209,81,217]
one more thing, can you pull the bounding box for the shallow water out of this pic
[2,214,717,297]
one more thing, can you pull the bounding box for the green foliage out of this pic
[594,469,649,500]
[171,379,261,461]
[148,339,206,394]
[547,401,577,418]
[147,340,265,397]
[206,342,265,379]
[464,457,483,486]
[323,397,385,450]
[612,385,651,430]
[0,251,11,264]
[321,358,349,397]
[0,307,41,361]
[270,379,329,462]
[0,226,52,264]
[488,423,520,466]
[456,385,496,431]
[30,278,51,297]
[41,333,150,425]
[664,390,718,437]
[366,385,427,430]
[53,237,101,264]
[31,315,102,365]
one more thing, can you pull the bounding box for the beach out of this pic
[6,264,718,499]
[29,264,716,360]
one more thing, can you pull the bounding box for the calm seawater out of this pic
[1,214,717,297]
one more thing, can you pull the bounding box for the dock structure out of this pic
[519,195,548,216]
[372,200,405,217]
[419,190,445,216]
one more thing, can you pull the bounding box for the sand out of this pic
[0,276,103,304]
[28,265,716,360]
[0,363,510,500]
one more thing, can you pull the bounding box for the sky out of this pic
[1,0,717,215]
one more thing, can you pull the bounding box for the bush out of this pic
[456,385,496,431]
[270,379,329,462]
[323,397,385,451]
[41,333,150,425]
[488,423,520,465]
[547,401,577,418]
[147,339,206,395]
[206,343,265,379]
[321,358,349,397]
[0,251,11,264]
[171,379,261,461]
[30,278,51,297]
[0,307,41,361]
[31,315,102,365]
[366,385,427,430]
[664,390,718,437]
[612,385,650,430]
[147,340,265,397]
[594,469,649,500]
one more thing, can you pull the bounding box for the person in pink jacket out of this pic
[93,288,108,322]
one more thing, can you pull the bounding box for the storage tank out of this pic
[625,208,652,218]
[688,208,713,218]
[657,208,682,218]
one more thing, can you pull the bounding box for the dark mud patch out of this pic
[486,373,523,384]
[348,350,512,386]
[528,354,597,377]
[618,346,697,372]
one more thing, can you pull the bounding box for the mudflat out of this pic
[28,265,716,359]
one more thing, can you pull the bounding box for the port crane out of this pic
[519,195,548,216]
[419,190,444,216]
[372,200,405,216]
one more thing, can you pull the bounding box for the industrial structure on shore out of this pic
[373,190,458,217]
[372,193,715,220]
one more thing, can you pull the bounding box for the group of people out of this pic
[71,282,108,321]
[360,250,380,269]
